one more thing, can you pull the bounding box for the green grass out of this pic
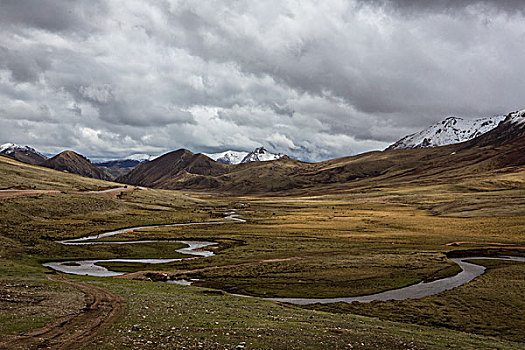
[79,276,525,350]
[307,260,525,343]
[0,276,85,336]
[0,156,524,348]
[0,315,51,334]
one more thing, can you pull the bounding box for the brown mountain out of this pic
[118,149,229,188]
[118,115,525,194]
[44,151,112,181]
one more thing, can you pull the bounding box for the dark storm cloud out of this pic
[0,0,524,161]
[358,0,525,14]
[164,2,523,113]
[0,0,107,33]
[0,46,46,83]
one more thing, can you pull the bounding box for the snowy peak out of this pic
[0,142,47,165]
[122,153,157,162]
[241,147,285,163]
[504,109,525,126]
[204,147,285,165]
[0,142,45,157]
[387,115,506,150]
[204,150,249,165]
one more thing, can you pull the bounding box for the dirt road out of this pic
[0,186,137,200]
[0,275,124,350]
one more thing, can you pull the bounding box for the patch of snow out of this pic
[505,109,525,126]
[204,150,249,165]
[241,147,285,163]
[123,153,157,162]
[387,115,506,150]
[204,147,285,164]
[0,142,45,157]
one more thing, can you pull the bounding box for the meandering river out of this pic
[265,256,525,304]
[43,212,244,277]
[43,212,523,304]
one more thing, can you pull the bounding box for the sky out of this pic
[1,0,524,162]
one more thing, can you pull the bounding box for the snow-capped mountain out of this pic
[0,143,44,157]
[466,109,525,149]
[204,150,249,165]
[241,147,285,163]
[124,153,157,162]
[387,115,506,150]
[507,109,525,126]
[0,142,47,165]
[204,147,285,164]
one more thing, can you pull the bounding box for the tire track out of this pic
[1,274,124,350]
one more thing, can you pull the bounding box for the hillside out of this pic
[0,154,119,191]
[119,113,525,194]
[44,151,112,181]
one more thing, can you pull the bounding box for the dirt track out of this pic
[0,189,61,200]
[0,275,124,350]
[0,187,136,200]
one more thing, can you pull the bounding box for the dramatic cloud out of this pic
[0,0,524,161]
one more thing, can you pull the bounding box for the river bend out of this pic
[42,212,523,304]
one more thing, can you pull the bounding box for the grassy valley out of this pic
[0,150,524,349]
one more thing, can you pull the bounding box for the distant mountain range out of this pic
[0,143,287,180]
[118,110,525,193]
[93,154,156,178]
[204,147,285,164]
[387,114,506,150]
[2,109,524,191]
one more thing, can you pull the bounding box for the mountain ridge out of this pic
[387,114,506,150]
[45,151,112,181]
[118,115,525,194]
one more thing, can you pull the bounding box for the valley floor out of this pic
[0,168,524,349]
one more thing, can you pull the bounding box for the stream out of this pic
[42,212,523,304]
[43,212,244,277]
[265,256,525,305]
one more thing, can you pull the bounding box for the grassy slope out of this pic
[0,156,524,349]
[0,154,118,191]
